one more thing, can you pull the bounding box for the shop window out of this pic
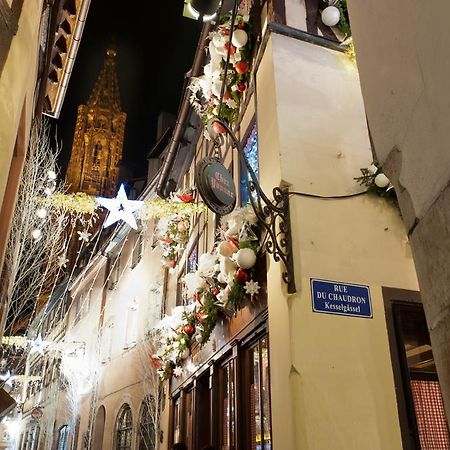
[393,304,450,449]
[246,336,272,450]
[240,124,259,206]
[138,396,156,450]
[115,404,133,450]
[185,389,194,450]
[172,396,182,445]
[56,425,70,450]
[220,359,236,450]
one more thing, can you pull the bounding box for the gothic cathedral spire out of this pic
[65,48,126,198]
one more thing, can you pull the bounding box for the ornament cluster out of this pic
[189,12,252,136]
[155,190,205,269]
[152,206,262,380]
[355,163,397,203]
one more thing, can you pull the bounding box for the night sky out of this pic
[53,1,202,178]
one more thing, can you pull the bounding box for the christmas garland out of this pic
[152,206,262,380]
[41,190,206,224]
[154,190,206,269]
[189,12,252,136]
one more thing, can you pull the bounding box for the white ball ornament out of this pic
[321,6,340,27]
[217,272,228,284]
[374,173,390,188]
[31,229,42,241]
[236,248,257,269]
[231,29,248,48]
[47,170,57,180]
[36,208,48,219]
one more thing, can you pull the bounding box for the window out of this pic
[93,406,106,450]
[394,305,450,449]
[169,328,271,449]
[20,425,40,450]
[124,300,138,348]
[240,124,259,206]
[115,404,133,450]
[245,336,272,450]
[108,257,120,290]
[384,288,450,450]
[56,425,70,450]
[138,397,156,450]
[131,232,144,269]
[101,321,114,363]
[220,359,236,450]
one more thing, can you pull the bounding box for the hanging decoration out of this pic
[355,162,397,204]
[40,192,98,215]
[96,184,143,230]
[188,12,252,136]
[152,205,262,380]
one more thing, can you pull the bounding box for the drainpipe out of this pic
[156,23,211,198]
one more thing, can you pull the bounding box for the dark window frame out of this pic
[115,403,133,450]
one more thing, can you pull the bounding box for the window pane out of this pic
[396,307,450,449]
[221,361,235,450]
[240,125,259,206]
[250,346,262,450]
[260,338,272,449]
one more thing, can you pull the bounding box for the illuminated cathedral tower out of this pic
[66,48,126,197]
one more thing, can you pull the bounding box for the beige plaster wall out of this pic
[0,0,42,210]
[347,0,450,418]
[256,32,419,450]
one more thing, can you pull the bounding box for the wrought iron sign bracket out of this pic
[213,119,297,294]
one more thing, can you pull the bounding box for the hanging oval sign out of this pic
[195,157,236,215]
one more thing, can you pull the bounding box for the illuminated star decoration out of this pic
[244,280,260,300]
[96,184,143,230]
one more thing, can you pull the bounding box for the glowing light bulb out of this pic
[36,207,47,219]
[31,229,42,241]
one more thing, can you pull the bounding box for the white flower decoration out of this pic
[77,230,92,242]
[173,366,183,377]
[57,255,69,268]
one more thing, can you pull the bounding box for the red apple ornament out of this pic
[235,61,249,74]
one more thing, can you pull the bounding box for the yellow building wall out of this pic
[256,34,419,450]
[0,0,43,265]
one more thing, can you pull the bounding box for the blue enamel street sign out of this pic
[311,279,372,318]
